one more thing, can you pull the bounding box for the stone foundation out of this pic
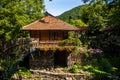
[29,50,54,69]
[29,49,84,69]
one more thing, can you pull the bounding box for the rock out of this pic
[30,69,91,80]
[65,77,73,80]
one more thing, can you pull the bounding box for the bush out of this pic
[109,56,120,69]
[70,65,79,73]
[81,65,111,79]
[91,59,98,67]
[99,58,112,72]
[91,58,112,73]
[63,67,68,72]
[19,67,31,78]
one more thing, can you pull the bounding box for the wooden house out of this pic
[22,12,87,69]
[22,12,81,46]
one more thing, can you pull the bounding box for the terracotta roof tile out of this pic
[22,12,79,31]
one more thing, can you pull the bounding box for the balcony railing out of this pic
[39,41,61,46]
[30,38,62,48]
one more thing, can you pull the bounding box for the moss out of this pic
[39,46,74,52]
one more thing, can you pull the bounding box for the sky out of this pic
[44,0,84,16]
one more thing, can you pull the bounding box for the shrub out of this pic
[81,65,110,79]
[70,65,79,73]
[63,67,68,72]
[99,58,112,72]
[91,58,112,73]
[91,59,98,67]
[19,67,31,78]
[72,46,79,54]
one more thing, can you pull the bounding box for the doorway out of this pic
[54,50,67,67]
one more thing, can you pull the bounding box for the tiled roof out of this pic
[22,12,79,31]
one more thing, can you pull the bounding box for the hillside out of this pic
[57,5,86,22]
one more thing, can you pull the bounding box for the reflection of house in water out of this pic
[21,12,87,69]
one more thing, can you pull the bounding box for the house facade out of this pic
[22,12,87,69]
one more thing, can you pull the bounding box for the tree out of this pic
[0,0,44,79]
[58,5,84,22]
[107,0,120,26]
[81,0,107,36]
[70,19,87,26]
[0,0,44,41]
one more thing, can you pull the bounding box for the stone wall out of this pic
[29,50,54,69]
[29,49,84,69]
[70,53,86,65]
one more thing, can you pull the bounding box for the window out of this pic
[52,32,58,40]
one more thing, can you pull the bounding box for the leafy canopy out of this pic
[0,0,44,40]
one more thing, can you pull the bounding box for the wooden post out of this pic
[49,30,50,40]
[40,31,41,40]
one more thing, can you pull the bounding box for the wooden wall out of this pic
[30,30,68,41]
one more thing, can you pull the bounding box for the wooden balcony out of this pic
[30,38,62,49]
[30,38,75,52]
[39,41,61,46]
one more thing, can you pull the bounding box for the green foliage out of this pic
[0,39,31,79]
[100,58,112,72]
[82,47,89,57]
[70,19,87,26]
[0,0,44,41]
[0,0,44,77]
[81,1,107,34]
[111,67,118,72]
[61,31,82,46]
[61,38,81,46]
[91,58,112,72]
[58,5,87,27]
[107,0,120,26]
[109,56,120,69]
[19,67,31,78]
[12,48,22,55]
[81,65,110,79]
[72,46,79,54]
[59,0,120,79]
[91,59,98,67]
[63,67,68,72]
[1,59,14,69]
[70,65,79,73]
[58,5,85,22]
[81,65,120,80]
